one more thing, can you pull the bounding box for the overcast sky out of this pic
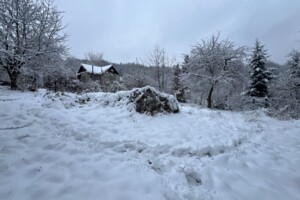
[55,0,300,64]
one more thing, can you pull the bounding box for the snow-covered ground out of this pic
[0,86,299,200]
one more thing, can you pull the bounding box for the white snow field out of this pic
[0,86,299,200]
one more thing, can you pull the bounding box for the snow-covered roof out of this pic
[77,63,116,75]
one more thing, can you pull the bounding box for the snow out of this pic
[0,86,300,200]
[78,63,113,75]
[40,86,179,114]
[255,67,261,72]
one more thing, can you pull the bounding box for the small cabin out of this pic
[76,63,122,92]
[76,63,121,84]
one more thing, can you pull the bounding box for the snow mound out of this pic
[41,86,179,115]
[127,86,179,115]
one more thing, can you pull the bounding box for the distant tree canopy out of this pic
[84,52,109,67]
[0,5,299,118]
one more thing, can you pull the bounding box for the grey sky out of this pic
[55,0,300,64]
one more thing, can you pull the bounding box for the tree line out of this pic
[0,0,299,119]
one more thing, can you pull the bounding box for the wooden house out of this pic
[76,63,121,85]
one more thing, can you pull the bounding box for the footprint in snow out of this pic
[183,169,202,186]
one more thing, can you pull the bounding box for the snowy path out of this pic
[0,87,299,200]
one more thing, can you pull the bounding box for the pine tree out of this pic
[287,49,300,100]
[172,65,186,102]
[288,49,300,80]
[249,40,269,97]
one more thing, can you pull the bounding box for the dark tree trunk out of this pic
[5,61,23,90]
[161,65,165,91]
[54,81,57,92]
[157,67,161,91]
[207,85,214,109]
[8,71,19,90]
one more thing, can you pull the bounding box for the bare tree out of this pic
[84,51,109,66]
[267,51,300,119]
[183,33,246,108]
[148,45,175,91]
[0,0,68,89]
[148,45,164,90]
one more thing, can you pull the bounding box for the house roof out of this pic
[77,63,119,75]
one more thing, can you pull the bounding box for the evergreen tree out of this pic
[287,49,300,100]
[172,65,186,102]
[249,40,269,97]
[287,49,300,80]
